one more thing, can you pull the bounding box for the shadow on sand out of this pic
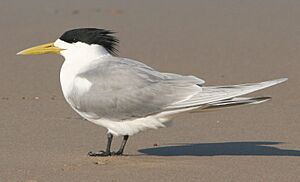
[138,141,300,157]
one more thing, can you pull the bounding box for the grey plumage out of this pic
[70,57,204,120]
[66,56,286,121]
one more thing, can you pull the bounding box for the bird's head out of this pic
[17,28,119,58]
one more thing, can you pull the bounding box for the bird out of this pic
[17,28,287,157]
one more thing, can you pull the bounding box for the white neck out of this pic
[55,39,112,99]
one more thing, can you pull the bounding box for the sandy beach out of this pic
[0,0,299,181]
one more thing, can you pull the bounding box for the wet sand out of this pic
[0,0,299,181]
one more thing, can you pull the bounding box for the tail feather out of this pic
[200,96,271,111]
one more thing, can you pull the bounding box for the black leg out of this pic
[105,133,113,153]
[88,133,113,157]
[112,135,129,155]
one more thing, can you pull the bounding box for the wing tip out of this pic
[274,77,288,83]
[262,77,288,87]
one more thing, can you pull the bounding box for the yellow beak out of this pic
[17,42,63,55]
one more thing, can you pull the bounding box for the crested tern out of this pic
[17,28,287,156]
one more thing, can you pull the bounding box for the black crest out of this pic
[59,28,119,55]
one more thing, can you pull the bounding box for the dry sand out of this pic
[0,0,299,181]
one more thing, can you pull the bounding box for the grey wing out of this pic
[75,57,203,120]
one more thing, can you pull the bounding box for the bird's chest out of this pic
[60,61,92,105]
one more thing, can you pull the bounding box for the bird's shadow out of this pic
[138,141,300,156]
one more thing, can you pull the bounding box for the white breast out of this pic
[60,63,92,97]
[60,61,76,98]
